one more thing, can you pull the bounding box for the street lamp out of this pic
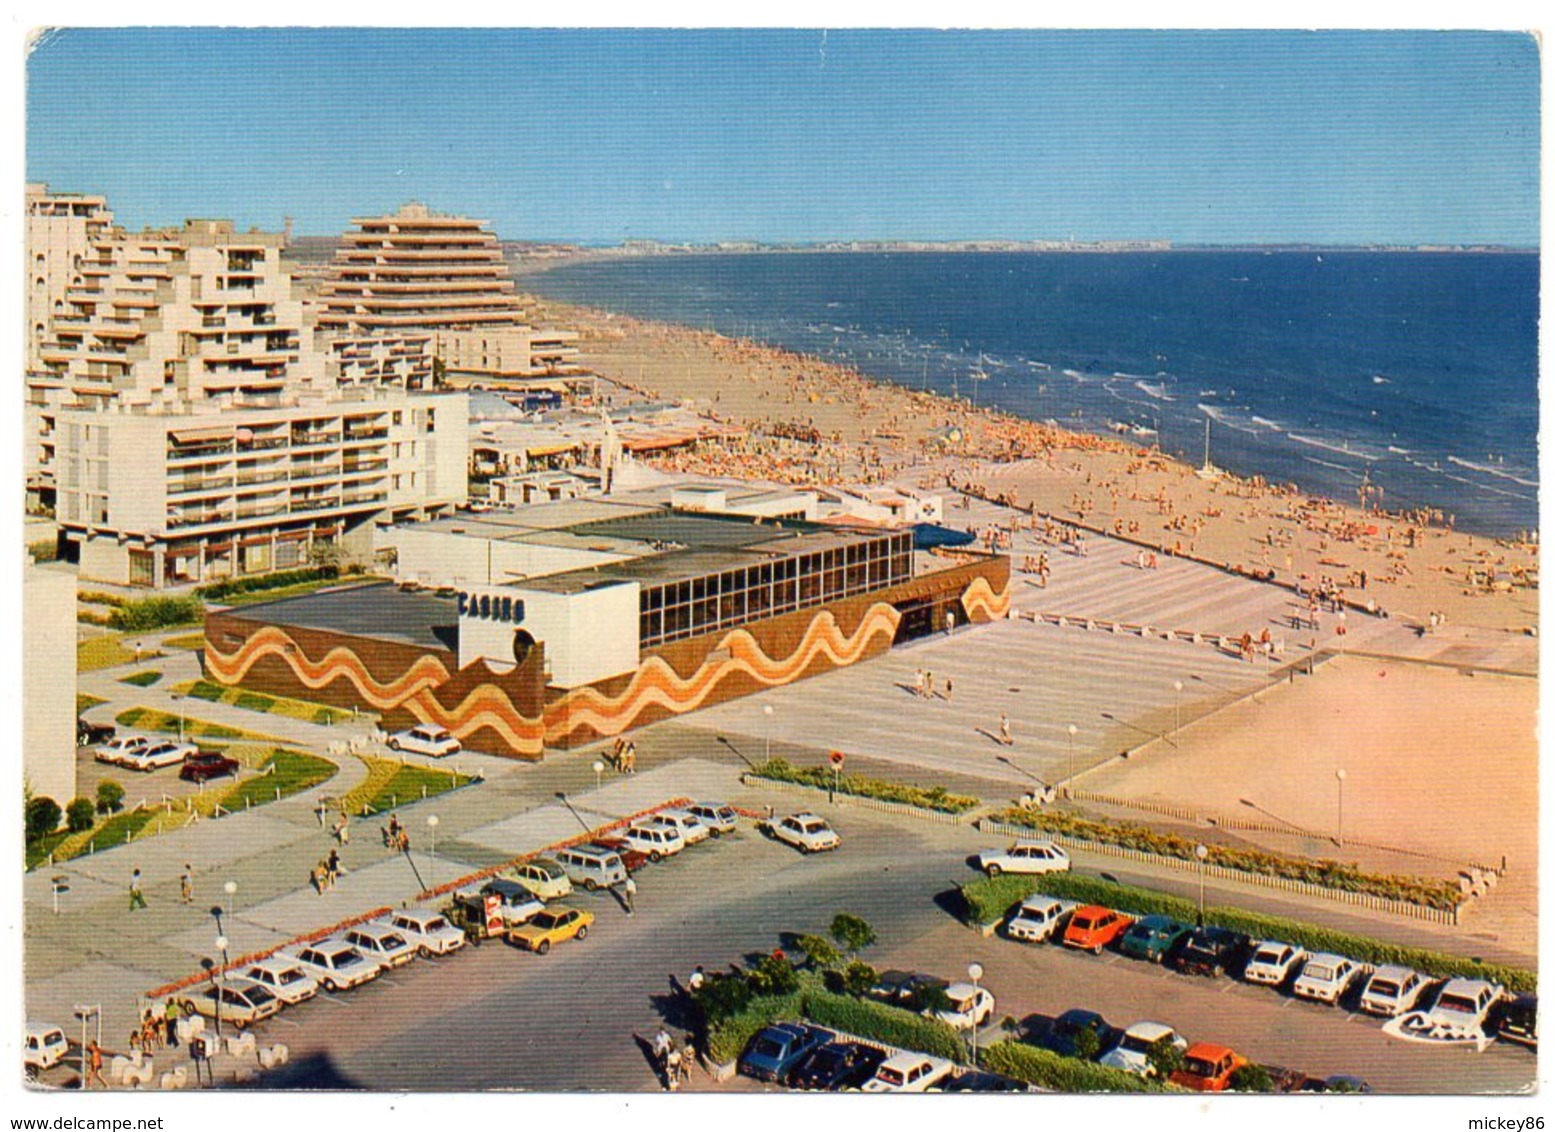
[1065,724,1078,794]
[1335,769,1347,847]
[1173,681,1183,736]
[592,760,605,790]
[427,815,440,882]
[1194,844,1209,926]
[214,935,230,1037]
[170,692,185,744]
[762,703,774,762]
[967,962,985,1066]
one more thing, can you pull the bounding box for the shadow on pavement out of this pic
[240,1051,369,1090]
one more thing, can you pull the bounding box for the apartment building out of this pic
[55,390,468,587]
[25,183,115,372]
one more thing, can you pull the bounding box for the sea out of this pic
[524,251,1540,538]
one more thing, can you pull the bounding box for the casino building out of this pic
[202,490,1012,758]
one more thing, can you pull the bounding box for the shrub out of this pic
[96,780,125,815]
[65,798,96,833]
[1229,1063,1274,1093]
[28,538,58,562]
[959,873,1040,925]
[801,987,964,1062]
[982,1040,1169,1093]
[838,960,877,997]
[990,808,1462,911]
[108,595,203,633]
[796,934,841,970]
[830,912,877,955]
[1146,1034,1185,1079]
[78,590,127,608]
[196,565,338,601]
[693,970,755,1026]
[752,758,980,814]
[1029,873,1535,994]
[25,797,62,843]
[748,952,801,996]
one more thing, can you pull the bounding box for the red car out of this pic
[1061,905,1135,954]
[591,836,649,873]
[180,751,241,783]
[1170,1043,1248,1092]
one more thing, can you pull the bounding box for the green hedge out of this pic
[1031,873,1535,994]
[982,1040,1171,1094]
[802,987,965,1062]
[196,565,338,601]
[991,807,1462,911]
[705,991,804,1064]
[961,874,1040,926]
[108,595,203,632]
[753,758,979,814]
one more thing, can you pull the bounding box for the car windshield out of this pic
[333,951,363,968]
[1370,980,1401,997]
[1254,947,1285,964]
[534,912,562,928]
[1182,1056,1219,1078]
[1438,994,1479,1014]
[1073,915,1098,930]
[423,917,450,932]
[279,969,305,985]
[876,1068,905,1086]
[750,1038,784,1058]
[800,821,826,834]
[1121,1034,1158,1054]
[245,985,276,1004]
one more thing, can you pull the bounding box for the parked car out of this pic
[386,724,461,757]
[123,739,201,771]
[556,844,629,890]
[686,801,739,836]
[343,923,417,969]
[1494,993,1537,1049]
[1292,953,1369,1006]
[242,956,321,1005]
[285,940,382,992]
[1037,1008,1117,1060]
[1172,926,1254,978]
[77,718,116,748]
[1358,966,1432,1018]
[23,1023,69,1072]
[180,751,241,783]
[1118,915,1193,964]
[94,735,150,766]
[620,822,686,862]
[762,812,840,853]
[189,977,282,1030]
[938,1070,1031,1093]
[976,838,1070,877]
[1169,1042,1248,1092]
[589,837,649,875]
[1062,906,1135,954]
[868,969,949,1011]
[1243,940,1308,988]
[510,858,574,902]
[1006,896,1078,944]
[860,1051,955,1093]
[1417,978,1505,1035]
[1298,1074,1373,1094]
[789,1041,888,1091]
[932,983,995,1030]
[1098,1021,1188,1077]
[476,879,545,926]
[385,908,468,957]
[508,906,594,954]
[646,809,712,845]
[738,1023,834,1084]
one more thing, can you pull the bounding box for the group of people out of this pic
[129,1000,191,1054]
[911,668,952,702]
[310,847,345,894]
[649,1025,699,1091]
[606,737,639,774]
[381,812,410,852]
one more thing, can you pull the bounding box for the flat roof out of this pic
[229,582,458,652]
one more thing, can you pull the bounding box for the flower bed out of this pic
[752,758,979,814]
[991,807,1462,911]
[1030,873,1534,994]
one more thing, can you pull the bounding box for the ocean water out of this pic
[525,251,1539,537]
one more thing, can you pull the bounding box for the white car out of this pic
[933,983,995,1030]
[687,801,739,836]
[1359,965,1432,1017]
[1099,1021,1188,1077]
[476,879,546,926]
[976,839,1070,877]
[766,812,840,853]
[1417,978,1506,1035]
[860,1052,956,1093]
[285,940,382,992]
[387,724,462,758]
[510,858,574,902]
[343,924,417,969]
[384,909,468,957]
[24,1023,69,1072]
[189,977,282,1029]
[1243,940,1308,987]
[242,956,321,1005]
[123,739,201,771]
[647,809,712,845]
[621,822,686,861]
[1292,953,1369,1006]
[1005,897,1078,943]
[94,735,150,766]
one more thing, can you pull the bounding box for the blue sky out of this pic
[25,28,1540,245]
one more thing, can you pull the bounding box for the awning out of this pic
[169,426,235,445]
[526,443,581,458]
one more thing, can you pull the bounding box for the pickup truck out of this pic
[1004,896,1077,943]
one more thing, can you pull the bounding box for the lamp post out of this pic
[762,703,774,763]
[170,693,185,744]
[967,962,985,1066]
[427,815,440,883]
[214,935,230,1037]
[1194,844,1209,926]
[1173,681,1183,736]
[1335,769,1347,847]
[1065,724,1078,794]
[592,760,605,790]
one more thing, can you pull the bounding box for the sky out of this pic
[23,28,1542,246]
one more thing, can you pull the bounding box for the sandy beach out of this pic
[532,293,1539,634]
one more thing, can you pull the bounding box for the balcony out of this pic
[168,475,235,496]
[290,432,342,448]
[340,490,389,507]
[341,458,389,474]
[167,444,235,463]
[236,469,289,487]
[290,464,342,483]
[289,496,341,515]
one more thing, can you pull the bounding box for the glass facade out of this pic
[638,530,913,647]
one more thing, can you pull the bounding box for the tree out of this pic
[839,959,878,997]
[1228,1063,1274,1093]
[829,912,876,956]
[691,972,752,1025]
[65,798,96,833]
[747,951,800,997]
[96,779,125,815]
[796,933,842,970]
[25,796,62,843]
[1070,1026,1102,1062]
[1146,1035,1185,1079]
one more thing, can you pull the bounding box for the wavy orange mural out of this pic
[961,575,1014,621]
[205,625,453,704]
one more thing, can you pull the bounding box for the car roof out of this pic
[348,922,402,939]
[1013,837,1058,848]
[1254,939,1296,951]
[878,1051,934,1069]
[1305,951,1348,965]
[692,801,731,810]
[1133,914,1179,929]
[1073,904,1114,916]
[791,811,822,821]
[391,908,443,923]
[218,976,269,994]
[1183,1042,1235,1060]
[1057,1008,1106,1025]
[1441,978,1499,995]
[1124,1021,1176,1041]
[248,955,304,971]
[944,982,979,997]
[484,878,530,895]
[1370,964,1415,981]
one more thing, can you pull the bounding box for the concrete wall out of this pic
[508,582,640,688]
[24,565,77,807]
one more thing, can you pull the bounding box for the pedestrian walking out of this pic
[333,812,350,845]
[85,1041,106,1089]
[664,1045,682,1090]
[315,799,329,828]
[945,609,956,634]
[913,668,925,697]
[325,848,342,887]
[998,713,1012,746]
[129,867,147,911]
[924,670,935,698]
[943,677,953,703]
[180,865,193,904]
[623,875,637,916]
[164,998,181,1049]
[688,965,706,994]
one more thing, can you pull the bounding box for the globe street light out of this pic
[967,962,985,1066]
[214,934,230,1037]
[762,703,774,763]
[427,815,440,882]
[1194,844,1209,926]
[593,760,605,790]
[1173,680,1184,736]
[1335,769,1348,847]
[1065,724,1078,795]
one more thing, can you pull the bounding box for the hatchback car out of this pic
[1118,915,1192,964]
[190,977,282,1030]
[180,751,241,783]
[508,906,594,954]
[23,1023,69,1072]
[687,801,739,836]
[242,956,321,1005]
[1172,926,1254,978]
[789,1041,888,1091]
[1243,940,1308,988]
[1006,896,1077,944]
[285,940,382,992]
[1359,965,1431,1017]
[1292,953,1368,1006]
[1098,1021,1188,1077]
[766,812,840,853]
[343,924,417,969]
[387,724,462,758]
[511,858,574,902]
[1037,1009,1117,1060]
[1062,906,1135,954]
[976,839,1070,877]
[386,909,468,957]
[1170,1042,1248,1092]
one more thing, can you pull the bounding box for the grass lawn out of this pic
[212,575,390,608]
[24,830,72,870]
[219,749,337,812]
[77,693,107,714]
[162,633,207,651]
[174,679,355,726]
[355,759,475,814]
[78,634,138,673]
[119,670,164,687]
[114,706,285,745]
